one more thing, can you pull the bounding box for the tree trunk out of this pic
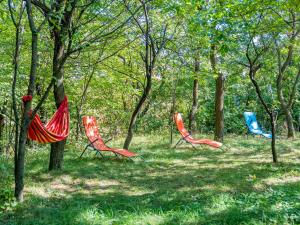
[12,22,22,202]
[0,111,5,154]
[123,75,151,149]
[76,66,97,139]
[76,105,81,139]
[49,140,66,170]
[15,120,29,202]
[210,44,225,142]
[277,82,295,139]
[15,0,38,201]
[169,78,177,145]
[189,79,199,134]
[249,66,278,163]
[188,55,200,134]
[270,112,277,163]
[284,109,295,138]
[36,82,46,122]
[49,34,66,171]
[214,74,225,142]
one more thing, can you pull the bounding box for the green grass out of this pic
[1,134,300,225]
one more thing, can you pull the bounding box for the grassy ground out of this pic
[0,134,300,225]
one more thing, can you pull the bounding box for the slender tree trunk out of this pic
[15,0,38,201]
[188,79,199,133]
[49,34,66,171]
[277,84,295,138]
[284,109,295,138]
[169,78,177,145]
[139,100,151,118]
[123,0,166,149]
[123,75,151,149]
[188,55,200,134]
[249,67,278,163]
[76,66,97,139]
[12,25,21,201]
[36,82,46,122]
[15,121,29,202]
[276,69,300,138]
[210,44,225,142]
[0,114,4,154]
[270,112,277,163]
[214,75,225,142]
[0,102,6,154]
[76,106,81,139]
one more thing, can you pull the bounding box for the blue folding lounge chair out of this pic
[243,112,272,139]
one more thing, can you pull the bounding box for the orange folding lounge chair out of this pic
[173,113,222,149]
[81,116,138,159]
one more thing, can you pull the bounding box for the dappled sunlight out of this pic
[263,175,300,186]
[2,135,300,224]
[200,184,234,193]
[25,186,51,199]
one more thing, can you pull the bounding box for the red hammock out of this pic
[23,95,70,143]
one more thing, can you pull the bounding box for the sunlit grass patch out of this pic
[1,134,300,224]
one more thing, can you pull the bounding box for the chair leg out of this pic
[80,145,89,158]
[96,151,104,158]
[174,138,184,148]
[190,143,197,150]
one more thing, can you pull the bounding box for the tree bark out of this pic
[49,33,66,171]
[169,77,177,145]
[276,67,296,139]
[36,82,46,122]
[123,75,151,149]
[188,55,200,134]
[0,113,4,154]
[123,1,166,149]
[76,65,97,139]
[214,75,225,142]
[15,0,38,201]
[11,18,22,201]
[248,65,278,163]
[0,100,6,154]
[270,112,277,163]
[210,44,225,142]
[274,22,300,138]
[284,109,295,138]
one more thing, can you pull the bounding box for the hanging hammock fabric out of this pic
[23,95,70,143]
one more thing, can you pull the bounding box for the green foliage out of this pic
[0,0,299,139]
[0,158,15,213]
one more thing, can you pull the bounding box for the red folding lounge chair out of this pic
[174,113,222,149]
[81,116,138,159]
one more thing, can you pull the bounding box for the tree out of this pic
[210,44,225,142]
[188,53,200,134]
[123,0,169,149]
[10,0,55,201]
[274,10,300,139]
[245,42,278,163]
[32,0,137,170]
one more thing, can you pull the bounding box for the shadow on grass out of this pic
[1,135,300,224]
[2,180,299,225]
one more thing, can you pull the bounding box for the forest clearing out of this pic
[0,0,300,224]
